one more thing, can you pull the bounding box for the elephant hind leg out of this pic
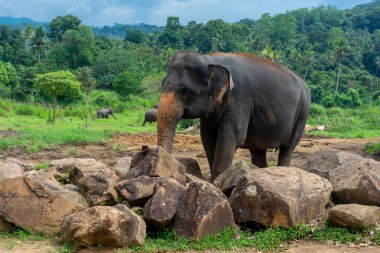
[277,146,293,166]
[250,149,268,168]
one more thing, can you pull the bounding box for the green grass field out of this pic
[0,97,379,153]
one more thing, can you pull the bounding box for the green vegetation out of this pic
[365,142,380,156]
[0,229,47,241]
[128,225,378,252]
[308,104,380,138]
[35,162,48,170]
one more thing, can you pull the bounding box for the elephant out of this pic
[96,108,117,119]
[153,103,159,108]
[157,52,311,181]
[142,108,158,126]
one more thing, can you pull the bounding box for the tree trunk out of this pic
[52,97,57,124]
[85,93,89,128]
[332,60,342,105]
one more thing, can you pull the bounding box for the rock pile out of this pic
[302,148,380,231]
[0,146,378,248]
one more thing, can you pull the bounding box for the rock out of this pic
[214,160,255,196]
[185,173,207,183]
[176,157,203,179]
[328,204,380,231]
[115,176,163,207]
[229,167,332,227]
[5,158,34,171]
[174,181,235,241]
[72,167,120,206]
[143,178,186,228]
[316,125,326,131]
[0,173,88,234]
[0,162,24,179]
[63,184,81,193]
[112,157,132,179]
[50,158,103,174]
[302,148,363,180]
[61,206,130,247]
[304,124,315,132]
[127,147,186,185]
[329,158,380,205]
[0,217,15,233]
[114,204,146,246]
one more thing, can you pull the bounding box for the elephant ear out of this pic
[207,64,234,105]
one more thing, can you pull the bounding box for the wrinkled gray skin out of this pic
[157,52,311,181]
[96,108,117,119]
[142,109,158,126]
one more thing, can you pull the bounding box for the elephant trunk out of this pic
[157,92,183,153]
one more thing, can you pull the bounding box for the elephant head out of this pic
[157,52,234,153]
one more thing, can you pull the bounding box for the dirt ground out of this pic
[1,132,380,253]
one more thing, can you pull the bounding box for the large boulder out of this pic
[174,181,235,241]
[328,204,380,231]
[329,158,380,205]
[74,167,120,206]
[214,160,255,196]
[112,157,132,179]
[115,176,163,207]
[61,206,130,247]
[143,178,186,228]
[302,148,363,180]
[5,158,34,171]
[176,157,203,179]
[0,162,24,179]
[0,172,88,234]
[328,204,380,230]
[229,167,332,227]
[50,158,103,174]
[114,204,146,246]
[127,147,186,185]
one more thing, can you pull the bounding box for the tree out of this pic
[113,69,143,97]
[49,15,81,42]
[31,26,46,63]
[158,16,183,49]
[77,67,95,128]
[0,61,18,98]
[34,70,82,124]
[124,29,146,44]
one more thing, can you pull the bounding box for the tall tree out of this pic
[77,67,95,128]
[49,15,81,42]
[31,26,46,63]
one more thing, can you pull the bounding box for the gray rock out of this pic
[329,158,380,205]
[229,167,333,227]
[0,162,24,179]
[114,204,146,246]
[112,157,132,179]
[328,204,380,231]
[302,148,363,180]
[174,180,235,241]
[61,206,130,247]
[5,158,34,171]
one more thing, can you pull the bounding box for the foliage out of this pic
[365,142,380,156]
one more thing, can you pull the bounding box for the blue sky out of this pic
[0,0,372,26]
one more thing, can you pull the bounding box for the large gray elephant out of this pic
[142,108,158,126]
[157,52,311,181]
[96,108,117,119]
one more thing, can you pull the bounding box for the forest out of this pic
[0,1,379,112]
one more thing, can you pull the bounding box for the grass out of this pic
[365,142,380,156]
[0,225,379,252]
[35,162,49,170]
[126,225,379,252]
[0,97,378,153]
[307,104,380,138]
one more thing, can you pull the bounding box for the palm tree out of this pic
[332,37,349,105]
[370,56,380,107]
[31,26,46,63]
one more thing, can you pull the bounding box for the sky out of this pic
[0,0,373,26]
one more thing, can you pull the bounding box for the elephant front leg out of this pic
[211,132,239,182]
[200,121,217,176]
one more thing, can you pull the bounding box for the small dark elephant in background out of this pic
[142,109,158,126]
[96,108,117,119]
